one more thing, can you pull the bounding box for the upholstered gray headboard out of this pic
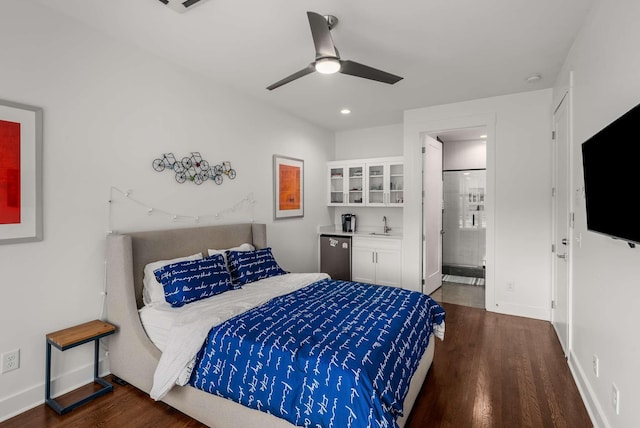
[115,223,266,309]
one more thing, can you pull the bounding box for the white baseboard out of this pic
[0,358,110,423]
[568,351,609,428]
[490,301,550,321]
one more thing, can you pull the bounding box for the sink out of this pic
[370,232,391,236]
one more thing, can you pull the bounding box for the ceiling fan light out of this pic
[315,58,341,74]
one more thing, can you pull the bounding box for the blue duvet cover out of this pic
[189,278,445,428]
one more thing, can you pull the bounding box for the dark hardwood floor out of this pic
[405,304,592,427]
[1,303,592,428]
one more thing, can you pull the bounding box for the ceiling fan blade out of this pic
[266,65,315,90]
[339,60,403,84]
[307,11,338,59]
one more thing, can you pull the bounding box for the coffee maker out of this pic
[341,214,356,233]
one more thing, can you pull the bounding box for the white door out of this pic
[423,136,443,295]
[552,93,571,356]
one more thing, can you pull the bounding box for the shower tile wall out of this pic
[443,170,486,274]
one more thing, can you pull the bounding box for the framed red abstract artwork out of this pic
[0,99,43,244]
[273,155,304,219]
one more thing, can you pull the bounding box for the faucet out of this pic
[383,216,391,233]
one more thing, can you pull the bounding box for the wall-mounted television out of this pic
[581,102,640,247]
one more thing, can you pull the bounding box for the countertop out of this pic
[318,225,403,239]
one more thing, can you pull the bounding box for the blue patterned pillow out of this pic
[226,247,287,286]
[154,254,232,307]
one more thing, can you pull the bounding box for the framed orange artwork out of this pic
[0,99,43,244]
[273,155,303,219]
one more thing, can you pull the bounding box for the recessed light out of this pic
[480,134,487,139]
[340,109,351,115]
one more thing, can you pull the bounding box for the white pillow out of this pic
[142,253,203,306]
[208,243,255,264]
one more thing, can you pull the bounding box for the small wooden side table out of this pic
[45,320,117,415]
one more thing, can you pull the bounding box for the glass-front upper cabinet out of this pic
[328,163,365,206]
[388,163,404,206]
[366,160,404,207]
[366,163,385,206]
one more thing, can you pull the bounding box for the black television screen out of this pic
[581,102,640,246]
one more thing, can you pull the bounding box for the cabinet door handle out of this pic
[372,252,375,263]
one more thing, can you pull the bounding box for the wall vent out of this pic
[158,0,205,13]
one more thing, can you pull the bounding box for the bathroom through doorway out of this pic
[431,127,487,308]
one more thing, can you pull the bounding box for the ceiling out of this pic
[34,0,594,132]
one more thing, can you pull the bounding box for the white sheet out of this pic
[145,272,329,401]
[139,304,175,351]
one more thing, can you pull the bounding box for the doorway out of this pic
[428,127,487,308]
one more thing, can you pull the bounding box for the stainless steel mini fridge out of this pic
[320,234,351,281]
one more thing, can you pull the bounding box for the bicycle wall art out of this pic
[152,152,236,185]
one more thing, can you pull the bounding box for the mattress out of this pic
[139,272,330,352]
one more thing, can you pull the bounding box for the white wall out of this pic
[335,124,403,160]
[332,124,404,232]
[554,1,640,426]
[0,2,333,421]
[443,139,487,170]
[404,89,553,319]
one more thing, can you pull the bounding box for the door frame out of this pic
[414,114,496,309]
[551,84,574,357]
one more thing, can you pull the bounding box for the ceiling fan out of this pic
[266,11,403,90]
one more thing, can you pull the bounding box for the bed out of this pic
[106,223,444,428]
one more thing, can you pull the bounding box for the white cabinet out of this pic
[352,237,402,287]
[366,159,404,207]
[328,163,365,206]
[328,157,403,207]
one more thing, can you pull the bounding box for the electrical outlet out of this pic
[612,383,620,415]
[1,349,20,373]
[593,354,599,377]
[507,281,515,292]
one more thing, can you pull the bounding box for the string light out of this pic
[108,187,256,233]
